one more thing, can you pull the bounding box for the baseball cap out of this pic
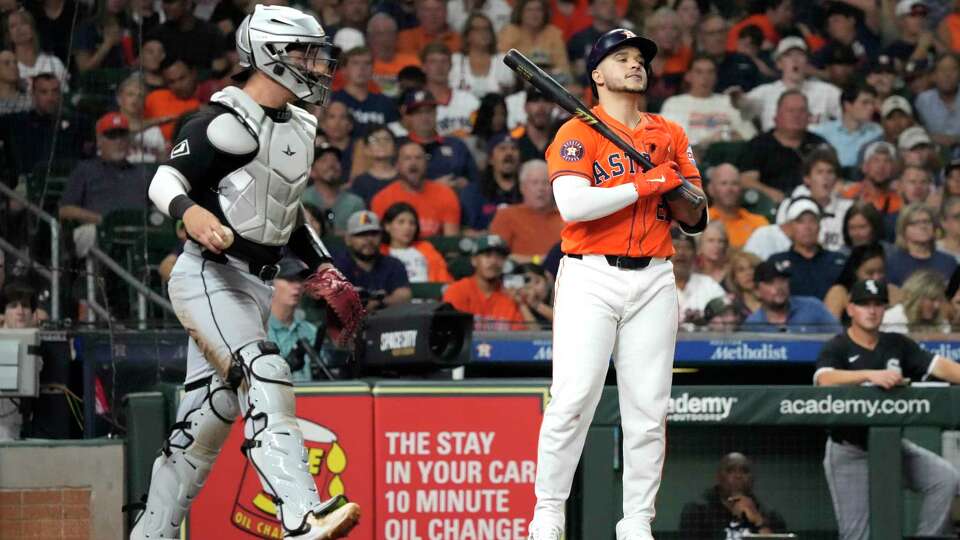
[346,210,382,235]
[315,141,342,160]
[486,132,518,154]
[850,279,889,305]
[400,89,437,113]
[880,95,912,118]
[586,28,658,97]
[754,259,792,284]
[333,27,365,52]
[96,112,130,135]
[825,44,857,66]
[784,197,822,221]
[905,58,932,80]
[773,36,808,61]
[276,256,311,280]
[897,126,932,150]
[895,0,927,17]
[869,54,896,74]
[703,295,741,322]
[863,140,898,162]
[944,147,960,175]
[472,234,510,256]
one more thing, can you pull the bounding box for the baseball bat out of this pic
[502,49,705,208]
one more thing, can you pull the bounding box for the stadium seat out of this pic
[428,235,472,257]
[410,282,446,300]
[741,188,779,222]
[447,255,475,280]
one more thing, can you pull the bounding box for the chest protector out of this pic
[210,86,316,246]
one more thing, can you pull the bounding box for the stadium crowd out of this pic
[2,0,960,335]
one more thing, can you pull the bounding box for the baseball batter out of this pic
[528,29,707,540]
[130,6,363,540]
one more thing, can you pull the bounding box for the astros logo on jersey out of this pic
[560,140,585,162]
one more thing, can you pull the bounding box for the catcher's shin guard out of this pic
[236,340,328,535]
[130,374,239,539]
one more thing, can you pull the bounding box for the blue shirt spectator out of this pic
[769,248,846,300]
[914,55,960,144]
[268,315,318,382]
[397,89,479,187]
[419,135,479,186]
[809,83,882,168]
[885,246,958,286]
[744,259,841,333]
[885,203,959,286]
[331,48,400,136]
[333,210,413,311]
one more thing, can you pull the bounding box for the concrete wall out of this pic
[0,439,124,540]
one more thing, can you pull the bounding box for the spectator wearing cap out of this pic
[768,198,847,299]
[938,196,960,261]
[396,89,479,188]
[396,0,462,56]
[744,196,817,261]
[331,47,401,137]
[869,95,915,154]
[738,90,831,203]
[841,141,902,221]
[743,259,840,333]
[420,43,481,138]
[334,210,412,311]
[706,163,769,249]
[367,13,421,98]
[673,229,725,326]
[821,43,860,88]
[509,89,557,162]
[350,125,400,206]
[302,143,366,236]
[737,36,842,132]
[380,202,453,283]
[897,166,935,208]
[775,150,852,252]
[884,0,942,68]
[897,125,937,172]
[886,202,958,286]
[489,160,563,263]
[810,83,881,169]
[450,13,515,99]
[318,101,360,179]
[58,112,150,225]
[371,140,461,237]
[816,278,960,540]
[460,133,522,234]
[915,54,960,148]
[497,0,571,83]
[904,57,935,96]
[702,295,744,331]
[267,258,319,382]
[881,269,950,333]
[442,234,533,330]
[660,55,756,149]
[811,2,881,72]
[865,55,898,102]
[144,56,201,142]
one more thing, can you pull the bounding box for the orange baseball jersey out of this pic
[546,106,702,258]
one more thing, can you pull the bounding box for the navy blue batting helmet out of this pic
[587,28,658,96]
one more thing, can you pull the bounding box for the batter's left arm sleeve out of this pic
[288,205,334,270]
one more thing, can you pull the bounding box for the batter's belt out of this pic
[566,253,668,270]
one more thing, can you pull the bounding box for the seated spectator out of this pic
[302,143,366,236]
[707,163,769,249]
[6,9,68,92]
[811,2,880,71]
[841,141,901,228]
[884,0,938,68]
[116,74,167,164]
[678,452,787,539]
[58,113,150,225]
[775,150,852,252]
[937,196,960,260]
[821,43,859,89]
[332,47,400,136]
[381,202,453,283]
[743,259,841,333]
[882,269,949,333]
[713,19,777,94]
[0,49,31,115]
[724,0,792,54]
[147,0,227,71]
[397,0,462,56]
[865,56,898,102]
[139,38,167,91]
[210,0,250,37]
[724,250,762,314]
[816,278,960,540]
[866,95,915,156]
[674,229,725,326]
[497,0,571,83]
[395,89,478,188]
[823,243,900,320]
[350,125,400,205]
[905,56,935,98]
[940,2,960,53]
[26,0,84,65]
[267,258,318,382]
[914,54,960,148]
[73,0,134,72]
[450,13,515,99]
[371,140,461,237]
[510,89,556,163]
[897,165,934,207]
[442,234,532,330]
[702,295,744,332]
[489,160,563,263]
[318,100,360,179]
[809,83,881,169]
[513,262,553,328]
[464,93,508,169]
[567,0,619,84]
[696,221,730,285]
[144,56,201,142]
[659,55,756,148]
[885,203,958,286]
[769,198,847,300]
[739,90,830,203]
[447,0,512,35]
[0,282,39,441]
[897,126,937,173]
[421,43,481,138]
[744,196,826,261]
[947,267,960,327]
[460,133,522,234]
[841,202,888,253]
[644,7,694,110]
[333,210,412,311]
[367,13,420,98]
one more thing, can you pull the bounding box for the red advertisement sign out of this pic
[373,386,548,540]
[186,385,375,540]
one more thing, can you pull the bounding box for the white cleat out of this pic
[288,502,361,540]
[527,523,563,540]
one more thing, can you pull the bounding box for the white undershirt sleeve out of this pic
[552,175,639,222]
[148,165,193,218]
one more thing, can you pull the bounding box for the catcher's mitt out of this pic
[304,265,366,347]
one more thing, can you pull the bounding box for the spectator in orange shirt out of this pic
[367,13,421,97]
[144,56,200,142]
[490,159,564,263]
[725,0,793,52]
[381,202,454,283]
[707,163,770,248]
[371,140,461,237]
[396,0,462,56]
[841,141,903,222]
[442,234,534,330]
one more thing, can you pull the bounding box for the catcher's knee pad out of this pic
[130,374,239,540]
[236,340,322,535]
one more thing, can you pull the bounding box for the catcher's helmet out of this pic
[587,28,658,97]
